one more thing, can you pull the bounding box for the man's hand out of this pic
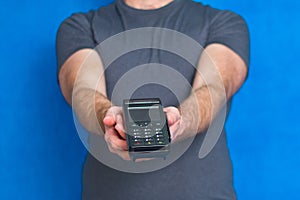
[164,105,201,142]
[103,106,130,160]
[103,105,186,160]
[164,106,185,142]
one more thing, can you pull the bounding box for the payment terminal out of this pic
[123,98,171,160]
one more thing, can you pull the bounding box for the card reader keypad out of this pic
[129,123,168,146]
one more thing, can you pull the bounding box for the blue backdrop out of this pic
[0,0,299,199]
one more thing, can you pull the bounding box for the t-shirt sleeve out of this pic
[56,12,96,71]
[206,10,250,66]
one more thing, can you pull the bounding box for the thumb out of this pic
[164,106,181,126]
[103,115,116,126]
[103,107,117,127]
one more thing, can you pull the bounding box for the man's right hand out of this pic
[103,106,130,160]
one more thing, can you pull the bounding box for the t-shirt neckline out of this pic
[116,0,184,15]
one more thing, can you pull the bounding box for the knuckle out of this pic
[108,146,116,153]
[104,133,109,141]
[110,141,119,150]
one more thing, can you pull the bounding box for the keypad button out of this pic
[133,138,143,145]
[128,122,170,147]
[157,141,164,145]
[133,132,143,137]
[146,141,155,145]
[145,138,154,142]
[156,134,164,138]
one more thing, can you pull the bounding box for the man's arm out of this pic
[59,48,129,159]
[58,49,111,134]
[170,43,248,141]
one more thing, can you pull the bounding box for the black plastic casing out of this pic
[123,98,171,160]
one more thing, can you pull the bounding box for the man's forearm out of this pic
[179,84,226,137]
[72,88,111,135]
[178,44,247,138]
[59,49,110,135]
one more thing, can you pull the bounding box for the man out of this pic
[56,0,249,199]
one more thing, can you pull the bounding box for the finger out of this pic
[115,113,126,139]
[115,150,130,161]
[163,106,180,115]
[166,111,180,126]
[103,108,116,127]
[166,112,177,125]
[105,135,130,161]
[169,120,180,140]
[104,127,116,141]
[105,134,127,151]
[107,143,117,154]
[103,115,116,127]
[106,144,130,161]
[105,130,128,151]
[110,137,128,151]
[135,158,153,162]
[103,106,123,127]
[164,106,181,125]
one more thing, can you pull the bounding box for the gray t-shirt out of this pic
[56,0,249,199]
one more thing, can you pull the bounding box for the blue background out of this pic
[0,0,299,199]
